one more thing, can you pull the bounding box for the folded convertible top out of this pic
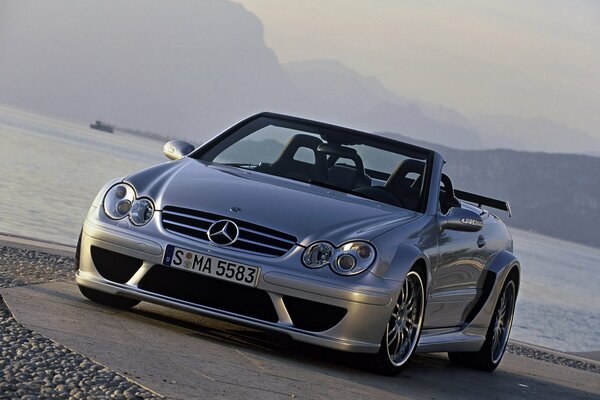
[455,189,512,217]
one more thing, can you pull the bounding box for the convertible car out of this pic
[76,113,519,375]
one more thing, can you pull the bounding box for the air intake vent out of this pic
[139,264,279,322]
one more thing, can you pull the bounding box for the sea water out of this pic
[1,104,598,352]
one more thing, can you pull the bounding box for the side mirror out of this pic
[440,207,483,232]
[163,140,195,160]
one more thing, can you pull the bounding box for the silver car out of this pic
[76,112,519,375]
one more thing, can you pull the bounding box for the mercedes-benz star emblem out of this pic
[207,220,239,246]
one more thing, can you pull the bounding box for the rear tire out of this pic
[448,276,517,371]
[364,270,425,375]
[78,285,140,309]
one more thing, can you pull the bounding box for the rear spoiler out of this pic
[454,189,512,217]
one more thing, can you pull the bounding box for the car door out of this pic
[423,177,486,329]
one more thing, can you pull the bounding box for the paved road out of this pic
[2,281,599,400]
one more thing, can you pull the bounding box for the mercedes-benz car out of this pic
[76,112,519,375]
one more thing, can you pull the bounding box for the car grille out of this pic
[161,206,297,257]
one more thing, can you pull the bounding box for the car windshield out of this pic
[194,116,432,212]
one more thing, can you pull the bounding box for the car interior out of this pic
[254,133,427,211]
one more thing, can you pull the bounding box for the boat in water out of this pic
[90,120,114,133]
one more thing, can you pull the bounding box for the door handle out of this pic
[477,235,486,248]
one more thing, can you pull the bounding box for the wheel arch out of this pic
[464,250,520,336]
[373,243,433,300]
[410,258,429,291]
[506,263,520,294]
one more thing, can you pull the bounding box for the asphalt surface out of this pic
[1,236,599,399]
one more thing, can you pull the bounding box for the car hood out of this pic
[125,159,421,245]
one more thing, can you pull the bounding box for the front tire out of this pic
[74,229,82,270]
[78,285,140,309]
[366,270,425,375]
[448,276,517,371]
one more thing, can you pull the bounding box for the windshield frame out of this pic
[190,112,435,213]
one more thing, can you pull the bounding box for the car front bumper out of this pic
[76,206,402,354]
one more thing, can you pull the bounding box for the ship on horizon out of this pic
[90,120,114,133]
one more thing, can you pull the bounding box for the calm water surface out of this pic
[1,104,598,352]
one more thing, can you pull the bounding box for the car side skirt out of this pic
[416,329,485,353]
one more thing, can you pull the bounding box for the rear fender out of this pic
[464,250,520,337]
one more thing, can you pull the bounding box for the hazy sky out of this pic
[236,0,600,137]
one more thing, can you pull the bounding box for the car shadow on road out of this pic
[126,304,599,400]
[128,302,438,370]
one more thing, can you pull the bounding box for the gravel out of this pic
[0,243,598,400]
[507,343,599,374]
[0,245,75,288]
[0,245,161,399]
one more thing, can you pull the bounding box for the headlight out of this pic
[129,198,154,226]
[332,242,376,275]
[103,183,135,219]
[302,241,376,276]
[302,242,334,268]
[103,183,155,226]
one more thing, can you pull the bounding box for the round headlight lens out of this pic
[336,254,356,271]
[302,242,334,268]
[356,243,373,259]
[103,184,135,219]
[330,241,376,276]
[129,198,155,226]
[116,199,132,215]
[114,185,127,199]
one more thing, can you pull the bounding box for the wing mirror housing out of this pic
[163,140,195,160]
[440,207,483,232]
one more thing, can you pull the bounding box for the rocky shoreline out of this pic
[0,244,598,399]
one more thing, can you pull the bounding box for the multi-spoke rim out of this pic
[491,281,516,363]
[385,271,424,367]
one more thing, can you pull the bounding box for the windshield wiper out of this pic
[221,163,257,169]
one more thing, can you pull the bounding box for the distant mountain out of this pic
[283,59,484,149]
[0,0,313,140]
[2,0,598,158]
[384,132,600,248]
[472,115,600,155]
[284,59,600,156]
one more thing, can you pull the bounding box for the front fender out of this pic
[369,217,437,298]
[370,241,433,300]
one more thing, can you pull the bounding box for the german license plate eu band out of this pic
[162,245,260,287]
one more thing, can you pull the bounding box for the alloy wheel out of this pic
[491,280,516,363]
[385,271,425,367]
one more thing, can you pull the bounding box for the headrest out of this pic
[273,134,324,164]
[385,159,425,188]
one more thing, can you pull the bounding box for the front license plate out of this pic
[163,245,260,287]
